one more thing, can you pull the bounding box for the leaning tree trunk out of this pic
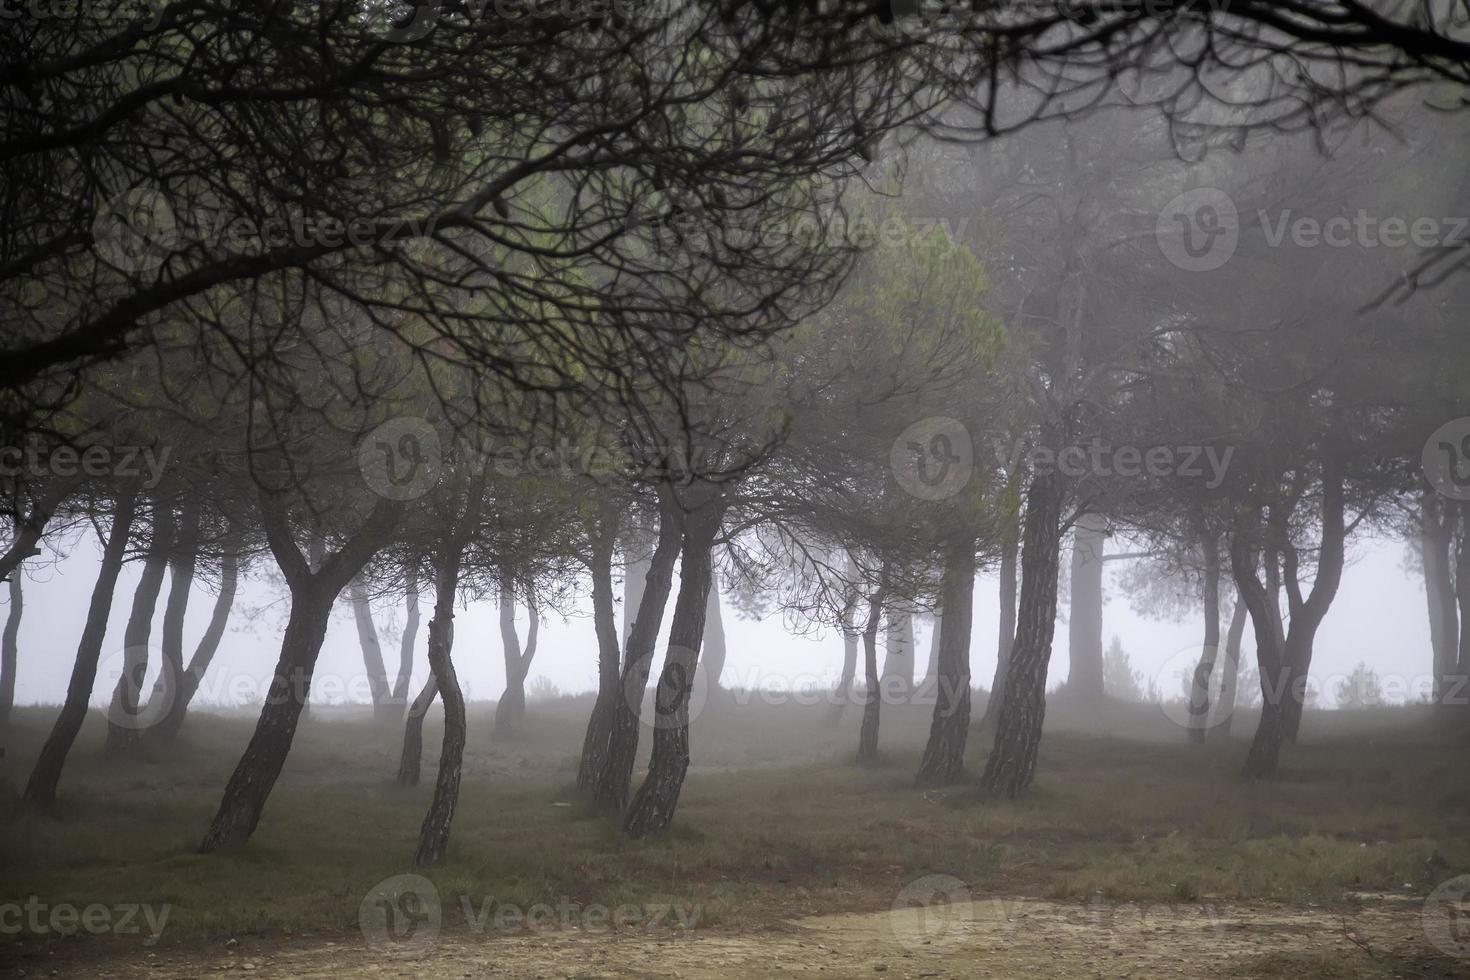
[881,605,915,703]
[1211,601,1247,738]
[978,505,1019,735]
[979,473,1062,800]
[592,491,682,813]
[397,673,439,786]
[623,498,723,839]
[413,554,465,866]
[392,572,420,709]
[348,580,395,723]
[916,536,976,787]
[1421,492,1459,708]
[855,591,885,766]
[1066,512,1106,705]
[702,571,727,691]
[147,504,198,736]
[199,493,398,851]
[105,510,173,752]
[153,550,238,741]
[577,514,623,792]
[828,596,859,725]
[492,583,538,738]
[1187,530,1222,744]
[1,567,22,727]
[24,491,139,805]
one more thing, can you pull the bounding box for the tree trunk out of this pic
[348,580,395,723]
[393,572,420,708]
[1453,500,1470,700]
[921,607,943,695]
[978,473,1062,799]
[1,567,21,727]
[397,673,438,786]
[978,505,1019,735]
[1187,530,1222,744]
[1422,493,1459,707]
[916,536,976,787]
[622,528,651,646]
[592,490,682,813]
[24,491,139,805]
[881,605,915,702]
[1241,463,1346,776]
[1211,600,1247,738]
[828,595,859,725]
[147,504,198,735]
[105,507,173,753]
[577,512,622,792]
[1066,512,1106,704]
[199,492,399,851]
[153,550,238,741]
[622,497,723,840]
[702,570,727,691]
[856,591,885,766]
[413,554,465,866]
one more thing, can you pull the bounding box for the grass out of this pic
[1,691,1467,956]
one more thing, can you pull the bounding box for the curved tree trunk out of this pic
[492,581,539,738]
[978,473,1062,800]
[577,509,622,792]
[105,508,173,752]
[978,505,1019,735]
[1187,530,1221,744]
[916,536,976,786]
[153,550,238,741]
[413,555,465,866]
[199,492,399,851]
[592,490,682,813]
[701,570,727,691]
[1,567,22,727]
[349,579,395,723]
[397,673,439,786]
[24,491,139,805]
[1211,600,1247,738]
[855,591,885,766]
[147,503,198,736]
[1066,512,1106,704]
[393,572,420,708]
[623,495,723,840]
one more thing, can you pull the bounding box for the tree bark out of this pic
[146,502,198,736]
[978,504,1019,735]
[397,673,438,786]
[153,550,238,741]
[916,536,975,786]
[105,506,174,752]
[623,495,723,839]
[348,579,395,723]
[702,570,727,691]
[24,491,139,805]
[1066,512,1106,704]
[978,473,1062,799]
[1422,493,1459,706]
[592,489,682,812]
[393,572,420,708]
[1,567,21,727]
[1187,529,1221,744]
[855,590,885,766]
[577,508,622,792]
[1211,600,1247,738]
[199,492,399,851]
[828,593,859,725]
[1453,500,1470,699]
[413,553,465,866]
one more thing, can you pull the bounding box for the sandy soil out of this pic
[29,894,1461,980]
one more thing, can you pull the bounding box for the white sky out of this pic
[6,529,1430,714]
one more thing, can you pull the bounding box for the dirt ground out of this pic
[27,895,1465,980]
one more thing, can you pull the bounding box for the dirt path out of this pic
[32,897,1460,980]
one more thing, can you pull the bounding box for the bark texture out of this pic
[397,672,439,786]
[413,555,465,866]
[979,474,1062,799]
[916,536,976,787]
[105,509,173,752]
[576,509,622,792]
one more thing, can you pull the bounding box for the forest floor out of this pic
[2,693,1468,978]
